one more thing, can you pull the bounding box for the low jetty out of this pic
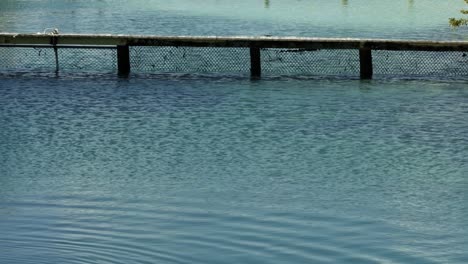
[1,33,468,79]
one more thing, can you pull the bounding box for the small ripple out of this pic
[0,197,455,263]
[1,75,466,264]
[2,70,468,82]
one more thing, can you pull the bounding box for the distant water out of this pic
[1,1,468,264]
[1,77,467,263]
[0,0,467,39]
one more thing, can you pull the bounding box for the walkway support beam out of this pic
[359,48,373,80]
[117,45,130,76]
[250,47,261,78]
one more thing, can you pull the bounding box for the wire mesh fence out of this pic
[129,46,361,77]
[0,46,57,72]
[0,46,116,73]
[58,47,116,72]
[373,50,468,79]
[1,44,468,80]
[130,46,250,76]
[261,48,360,77]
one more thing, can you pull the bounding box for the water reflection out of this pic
[0,0,466,40]
[408,0,415,11]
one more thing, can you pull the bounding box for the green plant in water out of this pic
[450,0,468,27]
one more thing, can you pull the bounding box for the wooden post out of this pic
[53,46,59,73]
[359,48,373,80]
[117,45,130,76]
[250,47,261,78]
[51,36,59,73]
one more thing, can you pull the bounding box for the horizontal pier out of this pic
[2,33,468,51]
[1,33,468,79]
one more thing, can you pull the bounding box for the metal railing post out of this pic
[359,48,373,80]
[250,47,261,78]
[117,45,130,76]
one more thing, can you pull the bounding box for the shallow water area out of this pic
[1,76,467,263]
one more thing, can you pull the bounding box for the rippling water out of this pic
[1,77,467,263]
[1,1,468,263]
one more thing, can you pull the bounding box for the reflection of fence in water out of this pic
[1,34,468,79]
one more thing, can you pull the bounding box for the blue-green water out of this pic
[1,1,468,263]
[0,0,467,39]
[1,77,467,263]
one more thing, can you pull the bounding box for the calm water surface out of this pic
[1,1,468,263]
[0,0,468,39]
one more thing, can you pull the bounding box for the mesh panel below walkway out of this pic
[1,36,468,80]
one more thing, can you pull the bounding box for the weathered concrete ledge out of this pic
[1,33,468,51]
